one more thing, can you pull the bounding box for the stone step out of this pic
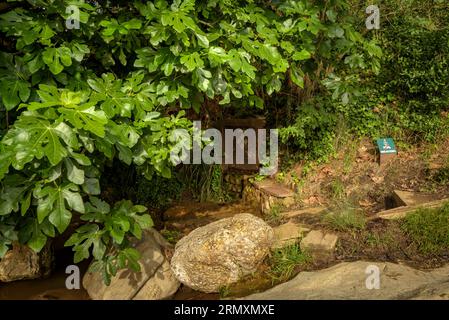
[271,221,310,249]
[393,190,438,207]
[300,230,339,263]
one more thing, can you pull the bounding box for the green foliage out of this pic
[210,165,224,199]
[269,243,310,283]
[371,0,449,142]
[135,174,184,209]
[65,199,153,261]
[324,206,366,232]
[0,0,379,282]
[402,202,449,255]
[279,98,337,161]
[328,178,345,201]
[279,0,449,164]
[379,1,449,113]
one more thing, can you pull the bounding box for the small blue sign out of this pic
[376,138,397,154]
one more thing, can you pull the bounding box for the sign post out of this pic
[376,138,397,165]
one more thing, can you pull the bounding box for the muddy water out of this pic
[0,248,90,300]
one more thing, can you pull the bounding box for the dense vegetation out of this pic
[0,0,447,283]
[279,0,449,163]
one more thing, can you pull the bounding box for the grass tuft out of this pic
[324,207,367,232]
[402,202,449,255]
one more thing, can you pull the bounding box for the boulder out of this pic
[0,242,52,282]
[133,259,180,300]
[82,229,180,300]
[392,190,437,207]
[170,213,273,293]
[242,261,449,300]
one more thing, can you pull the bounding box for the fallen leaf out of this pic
[370,175,384,184]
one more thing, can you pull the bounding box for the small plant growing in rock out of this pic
[218,285,231,299]
[402,202,449,255]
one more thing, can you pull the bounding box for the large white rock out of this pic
[83,229,180,300]
[170,213,273,293]
[242,261,449,300]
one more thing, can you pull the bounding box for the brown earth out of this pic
[284,137,449,214]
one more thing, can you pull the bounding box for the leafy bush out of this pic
[374,0,449,141]
[279,0,449,164]
[379,1,449,111]
[0,0,376,281]
[402,202,449,255]
[269,243,310,283]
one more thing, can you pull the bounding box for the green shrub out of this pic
[0,1,378,282]
[135,174,184,209]
[402,203,449,255]
[269,243,310,283]
[324,207,366,232]
[279,98,337,161]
